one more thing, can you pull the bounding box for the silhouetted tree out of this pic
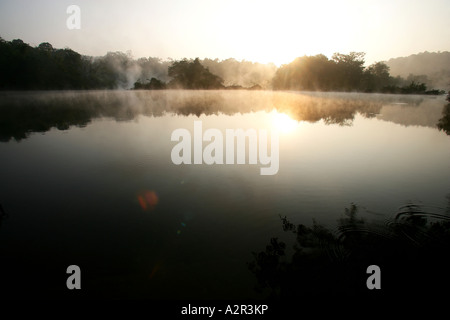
[201,57,276,88]
[272,52,366,92]
[37,42,54,52]
[272,54,336,91]
[134,77,166,90]
[332,52,366,91]
[0,38,445,93]
[363,62,392,92]
[248,201,450,299]
[0,39,93,89]
[437,104,450,135]
[272,52,443,94]
[168,58,224,89]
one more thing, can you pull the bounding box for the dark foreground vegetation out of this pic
[0,38,446,94]
[248,200,450,299]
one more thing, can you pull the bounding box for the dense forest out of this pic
[0,37,446,94]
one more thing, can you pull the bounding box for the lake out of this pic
[0,90,449,299]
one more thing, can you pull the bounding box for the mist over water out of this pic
[386,52,450,90]
[1,0,450,307]
[1,90,446,141]
[0,90,449,300]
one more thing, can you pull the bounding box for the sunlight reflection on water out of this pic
[0,90,449,298]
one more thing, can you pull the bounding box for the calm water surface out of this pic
[0,90,449,299]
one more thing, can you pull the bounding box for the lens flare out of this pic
[149,261,162,280]
[137,190,159,211]
[177,222,187,235]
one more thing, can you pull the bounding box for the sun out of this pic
[271,111,299,134]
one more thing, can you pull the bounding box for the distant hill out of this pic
[385,51,450,90]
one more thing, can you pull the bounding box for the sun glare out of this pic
[271,111,299,134]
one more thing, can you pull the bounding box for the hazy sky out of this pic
[0,0,449,66]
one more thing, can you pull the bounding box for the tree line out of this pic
[0,37,445,94]
[272,52,444,94]
[0,38,169,90]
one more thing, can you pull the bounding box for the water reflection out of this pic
[437,104,450,135]
[248,197,450,298]
[1,90,449,300]
[0,90,447,142]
